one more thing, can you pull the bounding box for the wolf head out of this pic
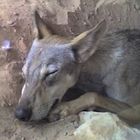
[15,11,106,121]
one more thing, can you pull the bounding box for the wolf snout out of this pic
[15,107,32,121]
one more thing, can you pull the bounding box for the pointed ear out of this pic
[34,10,52,39]
[71,20,107,63]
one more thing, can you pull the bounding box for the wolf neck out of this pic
[76,42,124,94]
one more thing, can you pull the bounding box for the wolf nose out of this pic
[15,107,32,121]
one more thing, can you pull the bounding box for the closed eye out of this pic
[43,69,58,80]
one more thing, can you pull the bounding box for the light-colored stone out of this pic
[74,112,140,140]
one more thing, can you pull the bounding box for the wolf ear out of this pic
[71,20,107,63]
[34,11,52,39]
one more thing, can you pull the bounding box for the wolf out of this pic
[15,11,140,124]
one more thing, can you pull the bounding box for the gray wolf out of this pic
[15,11,140,124]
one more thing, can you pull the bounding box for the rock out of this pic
[74,112,140,140]
[29,0,140,37]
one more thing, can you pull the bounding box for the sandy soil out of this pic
[0,107,79,140]
[0,0,32,106]
[0,1,78,140]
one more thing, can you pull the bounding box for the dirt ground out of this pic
[0,0,78,140]
[0,107,79,140]
[0,0,32,107]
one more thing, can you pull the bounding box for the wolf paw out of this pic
[48,104,71,122]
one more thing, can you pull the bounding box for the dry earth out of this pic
[0,0,78,139]
[0,107,79,140]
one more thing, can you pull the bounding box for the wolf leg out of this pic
[48,92,135,122]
